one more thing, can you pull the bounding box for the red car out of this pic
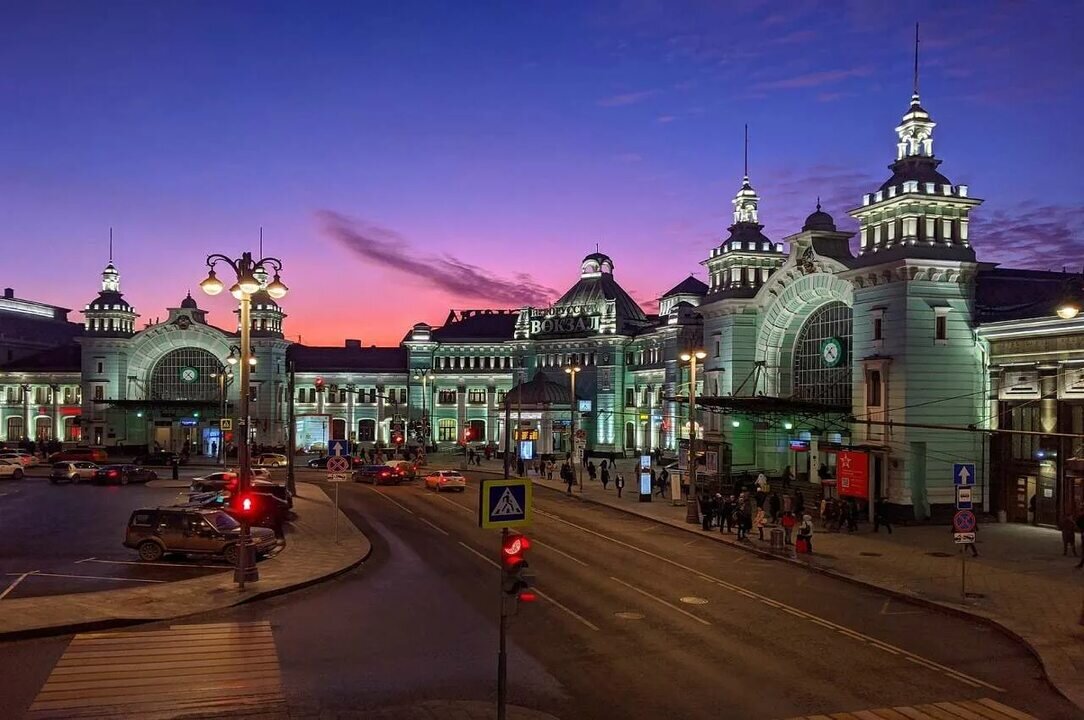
[49,447,109,463]
[353,465,401,485]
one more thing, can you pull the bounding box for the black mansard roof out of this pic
[976,266,1077,323]
[288,344,408,373]
[0,344,82,372]
[430,310,518,342]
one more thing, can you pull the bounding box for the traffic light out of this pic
[314,377,325,392]
[231,493,257,518]
[501,532,536,603]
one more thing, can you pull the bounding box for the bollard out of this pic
[770,527,785,553]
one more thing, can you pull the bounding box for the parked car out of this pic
[49,461,100,484]
[49,447,108,463]
[424,470,466,492]
[123,507,278,563]
[133,451,184,466]
[190,469,270,493]
[0,451,38,467]
[181,489,291,529]
[353,464,401,485]
[306,455,362,469]
[0,458,25,480]
[92,464,157,485]
[254,453,288,467]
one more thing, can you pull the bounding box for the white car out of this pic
[0,458,26,480]
[254,453,288,467]
[424,470,466,492]
[49,461,100,484]
[0,451,37,467]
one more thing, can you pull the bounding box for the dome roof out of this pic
[802,202,837,232]
[87,290,133,312]
[249,289,280,309]
[580,253,614,277]
[878,156,951,193]
[179,292,198,309]
[502,371,573,407]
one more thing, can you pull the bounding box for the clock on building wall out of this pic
[820,338,843,368]
[180,367,200,384]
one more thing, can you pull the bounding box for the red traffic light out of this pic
[314,377,325,389]
[241,495,253,513]
[502,533,531,557]
[518,590,538,603]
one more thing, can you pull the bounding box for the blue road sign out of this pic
[956,486,973,510]
[328,439,350,457]
[953,510,977,533]
[479,478,532,529]
[953,463,976,486]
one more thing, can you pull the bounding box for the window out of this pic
[249,385,258,402]
[714,340,721,358]
[358,419,375,442]
[866,370,882,407]
[6,416,24,440]
[399,388,407,404]
[873,317,883,342]
[438,389,457,404]
[496,389,507,404]
[94,385,104,401]
[309,388,317,403]
[96,360,104,374]
[437,418,457,442]
[467,388,486,404]
[792,301,853,408]
[935,314,948,342]
[466,419,485,442]
[1010,405,1041,460]
[625,388,636,407]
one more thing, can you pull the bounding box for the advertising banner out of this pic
[837,450,869,499]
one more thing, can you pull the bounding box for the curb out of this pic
[0,498,372,643]
[531,480,1082,711]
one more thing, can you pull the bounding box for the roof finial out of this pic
[816,196,821,211]
[259,226,264,257]
[743,123,749,177]
[596,241,599,254]
[108,227,113,262]
[913,22,920,97]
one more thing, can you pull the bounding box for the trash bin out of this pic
[770,527,785,552]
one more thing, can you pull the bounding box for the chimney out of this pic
[345,339,361,349]
[3,288,12,299]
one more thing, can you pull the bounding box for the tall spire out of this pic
[913,22,920,97]
[108,227,113,262]
[732,123,759,225]
[743,123,749,178]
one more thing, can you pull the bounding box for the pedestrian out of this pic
[654,469,665,497]
[211,441,218,459]
[720,495,735,534]
[736,492,751,541]
[700,494,714,531]
[755,472,769,494]
[713,493,724,528]
[562,462,575,495]
[547,460,555,481]
[587,461,597,483]
[754,506,767,540]
[615,473,625,499]
[658,467,668,497]
[873,496,893,534]
[769,491,781,523]
[797,513,814,553]
[1060,514,1078,557]
[516,457,525,477]
[171,459,179,481]
[781,510,796,545]
[1075,510,1084,569]
[600,459,608,474]
[600,464,610,490]
[794,487,805,516]
[781,465,793,490]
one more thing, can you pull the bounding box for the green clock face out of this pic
[180,366,200,383]
[821,338,843,367]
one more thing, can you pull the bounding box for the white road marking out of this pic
[22,572,167,583]
[0,571,37,600]
[428,491,473,514]
[76,558,223,569]
[365,486,415,514]
[880,598,924,616]
[419,516,450,535]
[537,510,1003,692]
[532,539,589,567]
[457,542,598,631]
[610,576,711,626]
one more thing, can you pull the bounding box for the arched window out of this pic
[7,416,25,441]
[792,301,853,408]
[331,418,346,440]
[437,418,457,442]
[624,422,635,449]
[149,348,222,402]
[358,419,375,442]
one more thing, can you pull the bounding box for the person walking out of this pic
[700,494,714,531]
[658,467,667,497]
[797,513,814,553]
[600,463,610,490]
[768,491,781,523]
[720,495,735,534]
[794,487,805,517]
[654,468,665,498]
[587,461,597,483]
[754,506,767,540]
[781,465,793,490]
[562,462,575,496]
[547,459,555,481]
[1060,514,1078,557]
[873,496,893,534]
[615,473,625,499]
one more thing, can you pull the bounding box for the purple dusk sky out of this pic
[2,1,1082,345]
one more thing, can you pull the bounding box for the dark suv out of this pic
[123,507,278,564]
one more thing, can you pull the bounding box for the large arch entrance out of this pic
[146,347,227,456]
[791,301,853,407]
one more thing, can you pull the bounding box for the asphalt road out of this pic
[0,473,228,599]
[0,467,1076,719]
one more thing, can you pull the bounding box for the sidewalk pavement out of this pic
[0,481,370,640]
[433,454,1084,711]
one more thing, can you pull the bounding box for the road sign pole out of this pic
[497,527,508,720]
[961,547,966,600]
[334,481,340,544]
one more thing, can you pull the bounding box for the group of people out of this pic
[695,474,815,553]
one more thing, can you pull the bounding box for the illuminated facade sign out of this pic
[528,303,601,337]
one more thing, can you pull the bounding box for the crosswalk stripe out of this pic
[779,699,1036,720]
[27,620,285,719]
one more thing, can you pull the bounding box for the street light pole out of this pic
[680,350,706,524]
[565,366,581,489]
[200,251,287,590]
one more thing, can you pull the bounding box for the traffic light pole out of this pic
[497,527,509,720]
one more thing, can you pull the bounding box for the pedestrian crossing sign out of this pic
[479,478,532,529]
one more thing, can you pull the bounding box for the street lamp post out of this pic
[564,366,581,489]
[200,251,287,589]
[413,369,432,450]
[680,350,706,524]
[211,368,233,466]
